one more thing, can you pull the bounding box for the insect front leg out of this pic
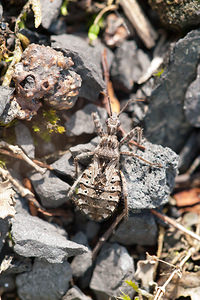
[119,126,143,149]
[92,112,104,137]
[120,151,162,167]
[74,151,94,177]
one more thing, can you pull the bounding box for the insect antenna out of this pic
[102,48,113,116]
[118,98,145,116]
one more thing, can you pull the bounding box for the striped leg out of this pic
[74,151,94,177]
[92,112,104,137]
[119,126,143,147]
[120,170,129,218]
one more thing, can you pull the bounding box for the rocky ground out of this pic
[0,1,200,300]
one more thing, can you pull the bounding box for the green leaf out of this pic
[125,280,139,293]
[88,24,100,41]
[118,291,131,300]
[61,0,68,16]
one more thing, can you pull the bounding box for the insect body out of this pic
[68,109,142,222]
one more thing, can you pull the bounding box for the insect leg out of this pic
[120,151,162,167]
[74,151,94,177]
[119,127,143,147]
[119,170,129,218]
[92,112,104,137]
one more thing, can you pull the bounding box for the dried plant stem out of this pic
[120,0,157,48]
[94,4,118,26]
[0,141,47,174]
[151,209,200,243]
[153,246,199,300]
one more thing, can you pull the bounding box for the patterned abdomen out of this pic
[73,165,121,221]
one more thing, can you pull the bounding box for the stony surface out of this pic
[65,103,107,136]
[11,213,88,263]
[51,34,106,101]
[0,218,9,252]
[121,140,179,210]
[62,286,91,300]
[15,122,35,158]
[111,211,157,245]
[144,29,200,153]
[41,0,62,30]
[149,0,200,31]
[51,151,76,180]
[16,259,72,300]
[0,86,14,119]
[90,243,135,300]
[30,169,70,208]
[0,255,32,275]
[184,63,200,127]
[111,40,150,92]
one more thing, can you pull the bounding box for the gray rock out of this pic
[0,255,32,274]
[41,0,62,29]
[65,104,107,136]
[90,243,135,300]
[62,286,91,300]
[0,86,14,122]
[70,231,93,287]
[30,169,70,208]
[0,219,9,252]
[51,151,75,179]
[144,29,200,152]
[16,259,72,300]
[14,193,29,215]
[111,40,150,92]
[15,122,35,158]
[11,213,88,263]
[86,221,100,240]
[51,34,105,101]
[184,63,200,127]
[178,131,200,173]
[0,274,16,294]
[121,140,179,210]
[71,250,92,279]
[111,212,157,245]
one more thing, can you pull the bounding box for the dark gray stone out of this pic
[30,169,70,208]
[121,140,179,210]
[0,274,16,294]
[86,221,100,241]
[62,286,91,300]
[70,231,93,287]
[11,213,88,263]
[14,193,29,215]
[65,104,107,136]
[111,40,150,92]
[15,122,35,158]
[16,259,72,300]
[111,212,157,245]
[41,0,62,29]
[178,131,200,173]
[51,151,75,179]
[144,29,200,152]
[0,218,9,252]
[90,243,135,300]
[51,34,106,101]
[184,63,200,127]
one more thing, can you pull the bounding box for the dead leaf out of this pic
[174,188,200,214]
[0,180,16,218]
[135,259,156,289]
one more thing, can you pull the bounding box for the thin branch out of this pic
[151,209,200,243]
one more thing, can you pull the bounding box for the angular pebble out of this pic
[144,29,200,152]
[41,0,62,29]
[111,212,157,245]
[62,286,91,300]
[90,243,135,300]
[65,103,107,136]
[51,34,105,101]
[15,122,35,158]
[30,170,70,208]
[16,259,72,300]
[11,213,88,263]
[121,140,179,210]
